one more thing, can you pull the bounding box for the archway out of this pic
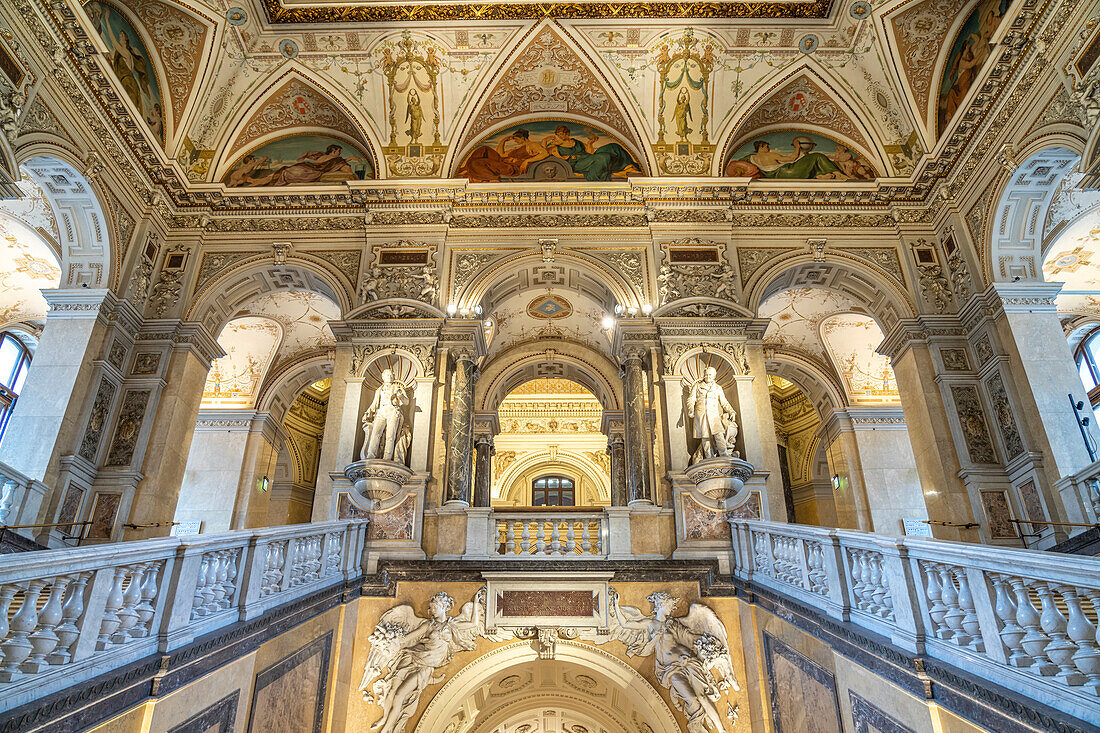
[414,640,679,733]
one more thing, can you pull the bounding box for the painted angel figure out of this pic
[603,589,739,733]
[359,591,484,733]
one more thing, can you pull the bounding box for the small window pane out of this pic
[11,362,26,394]
[1080,357,1098,392]
[0,337,19,388]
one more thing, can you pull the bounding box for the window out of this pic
[532,475,575,506]
[0,333,31,440]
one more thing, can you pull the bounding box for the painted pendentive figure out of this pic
[605,590,739,733]
[687,367,738,463]
[361,369,409,462]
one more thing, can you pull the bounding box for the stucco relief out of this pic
[890,0,958,124]
[950,384,998,464]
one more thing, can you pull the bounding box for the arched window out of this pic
[1075,327,1100,422]
[0,332,31,439]
[532,475,575,507]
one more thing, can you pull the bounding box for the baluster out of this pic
[24,576,72,673]
[565,522,576,555]
[0,581,45,680]
[1059,585,1100,692]
[50,572,89,664]
[869,554,887,617]
[520,522,532,554]
[549,521,562,555]
[97,567,128,650]
[991,574,1028,667]
[1036,583,1084,684]
[221,553,238,609]
[938,565,964,641]
[135,563,158,635]
[923,563,948,638]
[850,551,866,609]
[1080,590,1100,694]
[0,479,15,524]
[955,569,981,649]
[113,565,145,642]
[194,555,212,616]
[504,522,515,555]
[210,553,229,611]
[534,522,547,555]
[1009,576,1057,675]
[0,583,18,650]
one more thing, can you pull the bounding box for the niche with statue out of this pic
[678,353,753,500]
[345,354,418,505]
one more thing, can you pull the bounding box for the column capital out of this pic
[136,319,224,366]
[42,288,120,321]
[439,318,487,359]
[878,316,966,361]
[820,407,908,440]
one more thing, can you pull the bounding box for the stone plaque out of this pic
[498,590,597,618]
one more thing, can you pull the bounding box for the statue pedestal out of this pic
[344,460,412,507]
[685,457,754,501]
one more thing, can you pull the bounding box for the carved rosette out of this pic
[344,459,413,505]
[684,457,754,501]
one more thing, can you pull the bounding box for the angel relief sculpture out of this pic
[360,590,496,733]
[601,590,740,733]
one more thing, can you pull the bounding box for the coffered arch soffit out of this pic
[187,259,350,334]
[256,353,334,423]
[476,341,622,412]
[211,66,382,181]
[448,21,653,172]
[765,351,850,418]
[458,251,640,315]
[714,63,891,177]
[748,258,915,329]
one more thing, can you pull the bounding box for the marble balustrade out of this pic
[730,519,1100,725]
[492,511,607,558]
[0,519,368,712]
[1053,455,1100,526]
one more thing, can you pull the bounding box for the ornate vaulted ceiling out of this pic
[18,0,1083,214]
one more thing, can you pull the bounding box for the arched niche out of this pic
[674,348,746,461]
[13,155,113,288]
[749,259,914,331]
[476,340,622,412]
[493,448,611,506]
[414,640,679,733]
[764,350,848,420]
[352,352,422,465]
[188,260,350,335]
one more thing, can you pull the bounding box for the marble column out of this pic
[473,436,493,507]
[608,434,628,506]
[445,352,477,506]
[622,351,652,505]
[742,344,788,522]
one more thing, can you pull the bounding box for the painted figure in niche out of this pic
[406,89,423,143]
[937,0,1011,132]
[360,591,485,733]
[724,131,876,181]
[85,1,164,143]
[222,135,374,187]
[603,590,739,733]
[544,125,640,181]
[456,128,548,181]
[674,87,693,142]
[686,367,739,463]
[361,369,409,462]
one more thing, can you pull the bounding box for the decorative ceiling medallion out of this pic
[226,7,247,24]
[261,0,833,23]
[527,295,573,319]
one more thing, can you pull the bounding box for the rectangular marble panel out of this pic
[337,493,370,520]
[247,631,332,733]
[849,690,914,733]
[1017,479,1047,526]
[498,590,597,618]
[78,376,116,462]
[57,483,84,526]
[949,385,997,464]
[980,490,1018,539]
[765,629,840,730]
[169,690,239,733]
[762,632,841,733]
[86,492,121,540]
[106,389,151,467]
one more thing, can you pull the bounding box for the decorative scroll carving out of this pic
[602,590,739,733]
[451,252,497,293]
[195,252,256,293]
[311,250,361,285]
[986,372,1024,460]
[78,377,116,462]
[147,269,183,317]
[950,385,997,464]
[917,264,953,313]
[105,389,151,467]
[661,302,743,318]
[657,263,736,306]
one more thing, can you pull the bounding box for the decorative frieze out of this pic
[78,377,117,462]
[105,389,151,467]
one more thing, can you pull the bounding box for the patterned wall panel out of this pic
[849,691,914,733]
[762,632,841,733]
[949,385,997,464]
[105,389,152,467]
[247,631,332,733]
[78,376,117,462]
[168,690,239,733]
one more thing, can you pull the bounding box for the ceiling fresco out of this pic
[233,290,340,367]
[0,214,62,331]
[62,0,1027,188]
[202,316,282,407]
[820,314,898,403]
[759,286,867,361]
[1043,211,1100,320]
[487,289,613,358]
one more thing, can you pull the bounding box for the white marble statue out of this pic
[604,590,739,733]
[687,367,738,463]
[361,369,409,462]
[359,591,485,733]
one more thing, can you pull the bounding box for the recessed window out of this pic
[0,332,31,441]
[1076,327,1100,401]
[532,475,575,507]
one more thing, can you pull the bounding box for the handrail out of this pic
[730,519,1100,725]
[0,519,369,711]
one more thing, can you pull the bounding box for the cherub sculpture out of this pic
[360,590,486,733]
[601,589,739,733]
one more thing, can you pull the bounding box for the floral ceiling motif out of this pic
[0,214,62,330]
[820,314,899,403]
[1043,212,1100,319]
[234,290,340,367]
[759,287,867,361]
[488,289,612,357]
[202,317,281,408]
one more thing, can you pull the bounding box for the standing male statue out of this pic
[362,369,409,462]
[686,367,738,462]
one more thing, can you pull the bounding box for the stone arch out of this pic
[669,344,746,378]
[187,259,350,334]
[15,155,114,288]
[476,339,622,412]
[749,258,915,330]
[256,353,334,423]
[414,640,679,733]
[494,449,611,505]
[764,349,848,419]
[210,65,382,182]
[460,250,640,315]
[988,145,1094,282]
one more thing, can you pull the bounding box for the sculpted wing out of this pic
[599,589,654,657]
[684,603,740,692]
[359,604,423,695]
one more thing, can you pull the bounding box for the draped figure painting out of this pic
[222,134,375,186]
[724,131,876,180]
[936,0,1012,134]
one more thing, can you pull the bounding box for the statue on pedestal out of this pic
[687,367,738,464]
[360,369,409,462]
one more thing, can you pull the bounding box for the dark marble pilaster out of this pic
[621,350,652,505]
[444,352,477,505]
[608,434,627,506]
[473,436,493,507]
